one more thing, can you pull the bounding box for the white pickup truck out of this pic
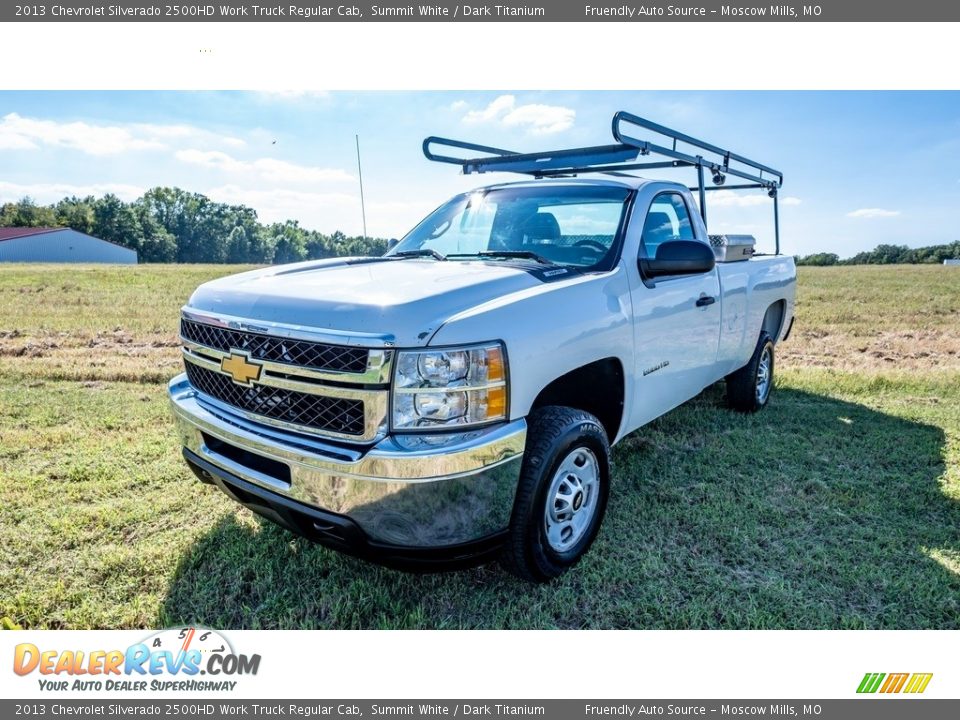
[169,112,796,582]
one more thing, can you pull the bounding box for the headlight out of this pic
[392,343,507,430]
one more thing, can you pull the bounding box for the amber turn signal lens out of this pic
[486,346,505,384]
[486,386,507,420]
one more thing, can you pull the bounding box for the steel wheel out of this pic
[756,344,772,404]
[543,447,600,553]
[502,406,611,582]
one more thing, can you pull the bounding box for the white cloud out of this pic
[502,103,576,134]
[0,180,145,204]
[206,185,355,217]
[709,190,801,208]
[0,113,163,155]
[175,149,353,185]
[175,149,243,172]
[205,185,433,237]
[366,200,437,237]
[0,113,245,155]
[134,122,245,146]
[130,123,194,140]
[460,95,575,135]
[0,133,38,151]
[846,208,901,219]
[463,95,516,124]
[255,158,352,184]
[205,185,361,233]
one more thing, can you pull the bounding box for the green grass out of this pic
[0,264,255,383]
[1,264,958,628]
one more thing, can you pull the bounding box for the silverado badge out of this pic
[220,351,263,386]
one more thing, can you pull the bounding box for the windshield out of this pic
[387,185,632,270]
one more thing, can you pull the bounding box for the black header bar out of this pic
[4,1,959,22]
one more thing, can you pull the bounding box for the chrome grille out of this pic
[184,362,366,437]
[181,318,369,374]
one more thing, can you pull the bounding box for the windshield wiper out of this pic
[392,249,446,261]
[448,250,554,265]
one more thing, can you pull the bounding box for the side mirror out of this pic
[386,238,400,251]
[639,239,716,279]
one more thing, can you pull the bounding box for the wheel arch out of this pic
[761,299,788,344]
[528,357,625,443]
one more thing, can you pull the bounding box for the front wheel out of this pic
[726,331,775,412]
[500,406,610,583]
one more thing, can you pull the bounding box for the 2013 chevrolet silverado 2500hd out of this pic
[169,111,797,582]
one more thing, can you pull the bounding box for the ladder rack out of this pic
[422,110,784,254]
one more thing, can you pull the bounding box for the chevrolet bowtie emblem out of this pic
[220,351,263,386]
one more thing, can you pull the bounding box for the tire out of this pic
[500,406,610,583]
[726,331,775,412]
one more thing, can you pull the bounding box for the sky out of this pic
[1,90,958,257]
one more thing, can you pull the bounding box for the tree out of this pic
[871,244,911,264]
[134,204,177,262]
[54,196,96,234]
[0,186,388,263]
[268,221,307,265]
[0,197,58,228]
[226,225,249,264]
[305,230,334,260]
[795,252,839,266]
[92,194,141,250]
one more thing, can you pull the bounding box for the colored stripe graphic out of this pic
[903,673,934,694]
[857,673,885,693]
[857,672,932,694]
[880,673,909,693]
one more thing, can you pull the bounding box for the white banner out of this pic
[2,630,956,699]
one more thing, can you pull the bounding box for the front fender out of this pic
[428,264,635,426]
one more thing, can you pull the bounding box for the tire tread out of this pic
[726,331,774,413]
[500,406,610,582]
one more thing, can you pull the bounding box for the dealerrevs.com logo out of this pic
[13,627,261,692]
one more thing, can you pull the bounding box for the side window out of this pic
[640,193,695,258]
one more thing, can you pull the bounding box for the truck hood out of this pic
[186,257,545,347]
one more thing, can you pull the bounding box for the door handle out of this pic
[696,295,716,307]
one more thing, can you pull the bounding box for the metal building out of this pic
[0,227,137,263]
[944,259,960,266]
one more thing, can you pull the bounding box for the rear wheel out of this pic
[500,406,610,583]
[726,331,775,412]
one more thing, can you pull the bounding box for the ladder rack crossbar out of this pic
[423,112,782,189]
[423,138,648,177]
[613,110,783,189]
[421,136,518,166]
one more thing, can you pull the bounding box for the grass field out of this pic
[1,264,958,629]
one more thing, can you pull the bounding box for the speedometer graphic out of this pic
[140,627,234,659]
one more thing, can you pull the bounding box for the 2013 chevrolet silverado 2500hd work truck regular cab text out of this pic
[169,112,797,582]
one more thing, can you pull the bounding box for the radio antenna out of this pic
[355,134,368,240]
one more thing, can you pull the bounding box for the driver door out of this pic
[630,192,722,425]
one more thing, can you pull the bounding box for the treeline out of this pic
[796,242,960,266]
[0,188,388,263]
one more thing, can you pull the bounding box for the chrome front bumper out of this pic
[168,374,527,553]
